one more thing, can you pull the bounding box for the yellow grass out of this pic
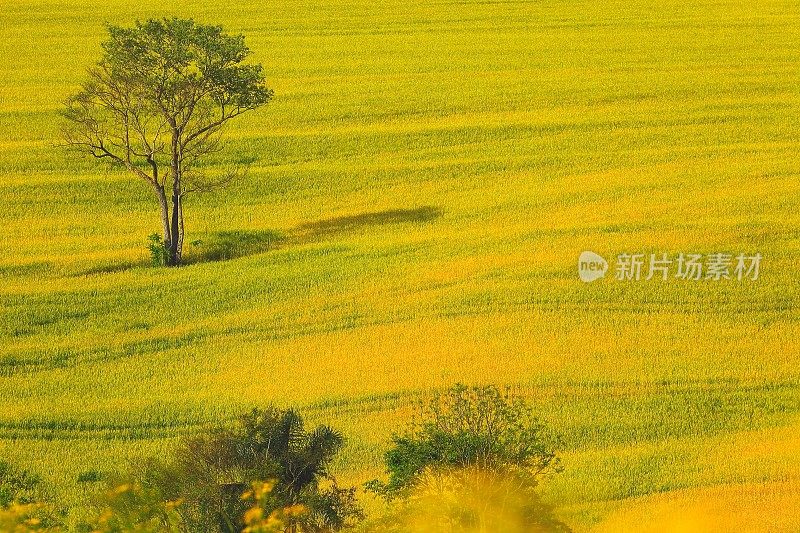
[1,0,799,529]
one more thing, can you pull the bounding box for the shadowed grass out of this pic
[184,206,441,263]
[186,230,287,263]
[293,206,442,240]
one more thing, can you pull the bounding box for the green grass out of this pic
[1,0,800,529]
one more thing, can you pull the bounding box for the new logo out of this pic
[578,251,608,283]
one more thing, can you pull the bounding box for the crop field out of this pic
[1,0,800,529]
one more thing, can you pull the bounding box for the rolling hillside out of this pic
[1,0,799,529]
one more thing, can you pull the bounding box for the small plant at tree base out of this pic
[147,234,169,267]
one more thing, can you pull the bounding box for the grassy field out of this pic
[2,0,800,529]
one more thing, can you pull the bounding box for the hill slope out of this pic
[1,0,799,529]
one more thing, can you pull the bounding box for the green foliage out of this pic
[100,17,273,116]
[147,234,169,267]
[132,408,362,532]
[62,17,273,159]
[0,462,61,531]
[370,384,560,497]
[0,461,42,508]
[366,385,568,531]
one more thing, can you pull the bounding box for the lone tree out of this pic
[62,18,273,266]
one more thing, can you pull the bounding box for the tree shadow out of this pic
[189,206,441,264]
[291,206,442,243]
[71,207,442,269]
[184,230,287,263]
[74,260,148,277]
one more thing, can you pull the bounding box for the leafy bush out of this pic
[370,384,561,496]
[0,461,61,531]
[366,384,569,532]
[127,408,362,532]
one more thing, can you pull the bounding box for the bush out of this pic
[0,461,61,531]
[125,408,362,532]
[366,384,569,532]
[371,384,561,496]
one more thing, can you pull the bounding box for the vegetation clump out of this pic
[367,384,569,532]
[98,407,361,532]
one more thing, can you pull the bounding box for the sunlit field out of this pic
[1,0,800,529]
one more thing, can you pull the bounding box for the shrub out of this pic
[367,384,569,532]
[129,408,362,532]
[0,461,61,531]
[371,384,561,496]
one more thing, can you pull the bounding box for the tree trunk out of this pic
[170,189,181,265]
[155,184,171,247]
[169,129,182,266]
[178,194,185,259]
